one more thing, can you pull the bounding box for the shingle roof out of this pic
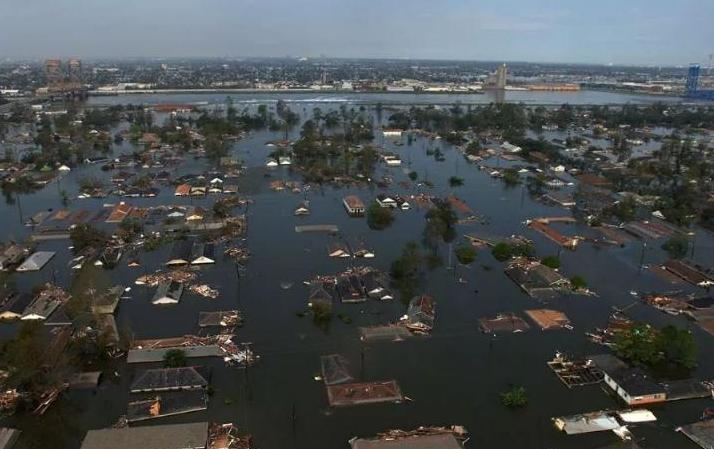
[80,422,208,449]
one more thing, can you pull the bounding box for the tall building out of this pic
[485,64,508,90]
[495,64,507,90]
[68,58,82,81]
[44,59,62,81]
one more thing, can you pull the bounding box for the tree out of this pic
[662,234,689,259]
[163,349,188,368]
[310,299,333,328]
[408,171,418,181]
[614,324,660,367]
[491,241,534,262]
[570,275,587,290]
[449,176,464,187]
[70,223,108,252]
[212,199,233,219]
[455,245,476,265]
[118,217,143,242]
[0,321,68,400]
[541,256,561,269]
[390,242,422,300]
[367,203,394,230]
[655,325,697,371]
[205,136,228,162]
[502,168,520,186]
[500,386,528,408]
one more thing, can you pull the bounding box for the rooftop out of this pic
[80,422,209,449]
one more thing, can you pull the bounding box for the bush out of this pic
[70,223,108,252]
[502,168,521,186]
[367,203,395,230]
[311,299,333,327]
[501,386,528,408]
[541,256,561,269]
[570,275,587,290]
[615,324,696,372]
[455,245,476,265]
[662,234,689,259]
[491,241,534,262]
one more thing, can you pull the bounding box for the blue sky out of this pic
[1,0,712,65]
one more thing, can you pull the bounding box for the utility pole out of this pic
[360,346,365,380]
[291,402,297,449]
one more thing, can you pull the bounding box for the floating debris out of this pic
[199,310,243,328]
[189,284,219,299]
[547,352,604,388]
[224,246,250,263]
[135,269,197,287]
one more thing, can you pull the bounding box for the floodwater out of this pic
[1,94,713,449]
[86,89,689,107]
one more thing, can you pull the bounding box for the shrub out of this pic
[541,256,561,269]
[455,245,476,265]
[570,275,587,290]
[163,349,187,368]
[501,386,528,408]
[367,203,395,230]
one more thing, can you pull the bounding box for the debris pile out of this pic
[199,310,243,328]
[190,284,219,299]
[135,269,197,287]
[209,423,252,449]
[374,426,468,441]
[224,246,250,263]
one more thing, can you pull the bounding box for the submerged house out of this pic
[21,285,69,321]
[294,202,311,216]
[361,271,392,300]
[130,366,209,393]
[343,195,365,217]
[0,243,28,271]
[0,291,32,321]
[589,354,667,406]
[336,275,367,303]
[190,242,215,265]
[403,295,436,333]
[15,251,55,272]
[80,422,210,449]
[375,194,398,209]
[91,285,123,315]
[309,283,336,304]
[166,240,193,266]
[152,281,184,305]
[505,258,570,300]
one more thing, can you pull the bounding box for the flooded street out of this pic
[1,92,713,449]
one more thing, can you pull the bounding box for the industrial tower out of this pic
[685,63,714,100]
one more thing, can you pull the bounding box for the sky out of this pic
[1,0,713,66]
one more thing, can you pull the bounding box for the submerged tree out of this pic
[163,349,188,368]
[367,203,395,230]
[500,386,528,408]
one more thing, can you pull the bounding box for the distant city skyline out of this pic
[1,0,713,66]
